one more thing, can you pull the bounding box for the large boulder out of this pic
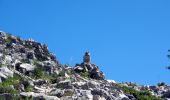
[56,80,73,89]
[76,90,93,100]
[50,89,64,98]
[20,92,60,100]
[74,63,105,80]
[0,67,13,82]
[33,79,48,86]
[19,63,35,72]
[91,89,115,100]
[15,63,35,76]
[81,81,100,89]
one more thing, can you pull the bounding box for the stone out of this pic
[0,93,13,100]
[0,67,14,80]
[76,90,93,100]
[91,89,113,100]
[56,80,73,89]
[26,51,35,59]
[5,55,12,64]
[19,84,25,92]
[126,94,135,100]
[19,63,35,72]
[20,92,60,100]
[74,65,85,73]
[162,91,170,98]
[107,80,116,84]
[72,81,86,89]
[149,86,159,92]
[82,81,100,89]
[90,67,105,80]
[93,95,106,100]
[83,51,91,64]
[19,47,26,53]
[34,79,48,86]
[50,89,64,98]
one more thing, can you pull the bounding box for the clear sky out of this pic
[0,0,170,85]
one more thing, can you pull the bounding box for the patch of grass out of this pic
[33,68,43,79]
[33,60,40,66]
[25,84,33,92]
[0,64,6,67]
[0,74,22,94]
[58,70,66,77]
[32,67,52,80]
[80,72,90,79]
[21,59,30,63]
[49,73,60,84]
[0,74,21,87]
[24,44,34,49]
[63,90,74,96]
[117,84,163,100]
[0,86,18,94]
[5,35,13,44]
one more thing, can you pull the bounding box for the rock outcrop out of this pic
[74,51,105,80]
[0,31,168,100]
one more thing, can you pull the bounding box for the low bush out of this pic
[117,84,163,100]
[0,74,22,94]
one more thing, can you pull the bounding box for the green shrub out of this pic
[25,84,33,92]
[5,37,13,43]
[117,85,163,100]
[63,91,74,96]
[24,44,33,49]
[32,67,53,80]
[0,64,6,67]
[0,86,18,94]
[21,59,30,63]
[0,74,21,87]
[33,68,43,79]
[80,72,90,79]
[0,74,22,94]
[58,70,66,77]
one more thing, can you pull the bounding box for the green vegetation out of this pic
[33,59,40,66]
[33,67,43,79]
[23,43,34,49]
[0,74,33,99]
[5,37,12,43]
[0,74,22,94]
[32,67,52,81]
[25,84,33,92]
[21,59,30,63]
[63,91,74,96]
[80,72,90,79]
[0,64,6,68]
[117,84,163,100]
[5,35,14,44]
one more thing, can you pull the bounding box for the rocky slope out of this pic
[0,31,169,100]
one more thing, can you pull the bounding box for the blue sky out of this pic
[0,0,170,85]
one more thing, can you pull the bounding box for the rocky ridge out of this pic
[0,31,169,100]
